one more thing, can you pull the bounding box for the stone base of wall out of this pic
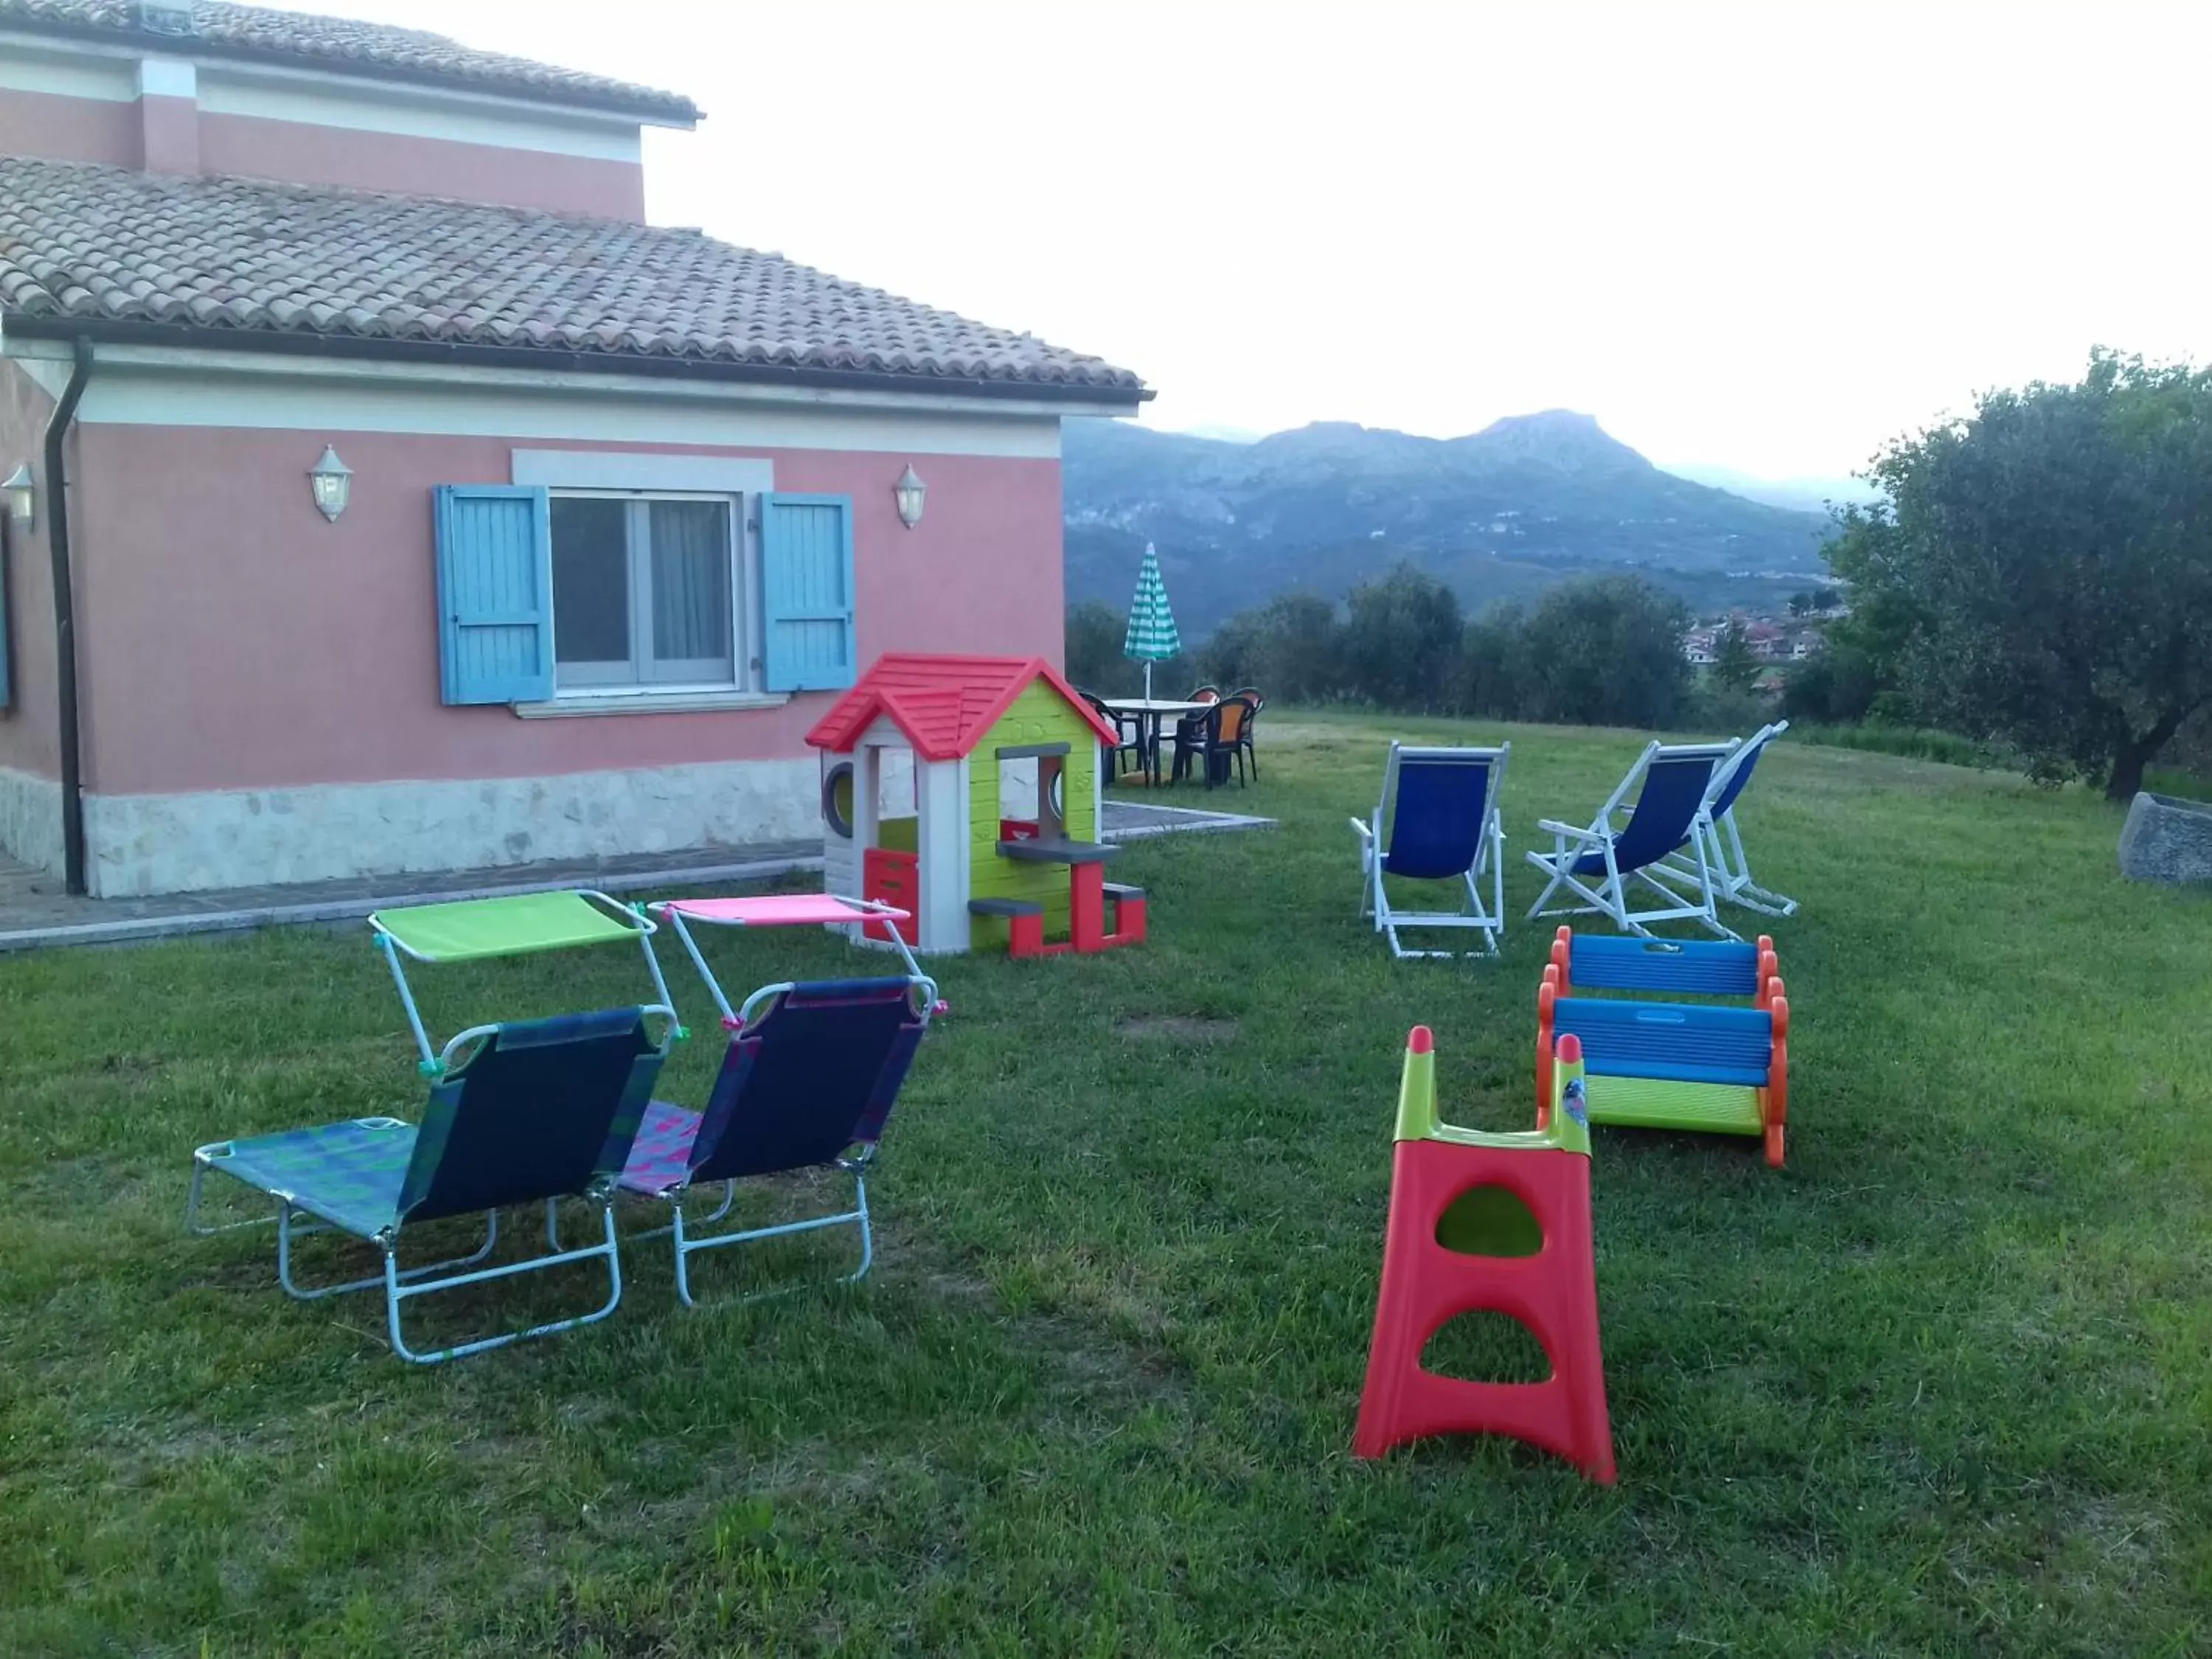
[0,767,63,874]
[81,759,820,897]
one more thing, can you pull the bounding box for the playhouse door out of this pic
[863,847,919,944]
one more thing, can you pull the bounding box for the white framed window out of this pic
[549,492,750,692]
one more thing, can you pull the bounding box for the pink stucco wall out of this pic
[0,83,139,170]
[69,425,1064,797]
[138,93,199,175]
[0,361,60,780]
[196,114,647,219]
[0,86,646,218]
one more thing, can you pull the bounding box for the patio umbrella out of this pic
[1122,542,1182,701]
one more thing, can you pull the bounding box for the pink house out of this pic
[0,0,1147,897]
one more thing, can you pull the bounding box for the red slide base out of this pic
[1353,1137,1616,1484]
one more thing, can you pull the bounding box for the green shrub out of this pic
[1792,723,2011,769]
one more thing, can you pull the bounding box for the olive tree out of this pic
[1829,350,2212,799]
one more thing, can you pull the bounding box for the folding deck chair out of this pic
[614,897,939,1306]
[1352,742,1511,958]
[186,891,678,1363]
[1658,720,1798,917]
[1524,740,1739,939]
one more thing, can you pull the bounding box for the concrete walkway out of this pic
[0,797,1273,952]
[1098,799,1276,841]
[0,842,824,953]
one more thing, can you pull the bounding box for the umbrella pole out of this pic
[1144,660,1153,702]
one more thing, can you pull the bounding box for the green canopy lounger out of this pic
[187,891,678,1363]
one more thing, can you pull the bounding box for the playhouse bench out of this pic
[1101,883,1149,947]
[969,896,1046,957]
[967,897,1044,918]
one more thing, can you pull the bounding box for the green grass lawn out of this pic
[4,713,2208,1656]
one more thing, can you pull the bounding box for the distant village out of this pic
[1683,588,1846,686]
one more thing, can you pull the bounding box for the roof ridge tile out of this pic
[0,0,702,122]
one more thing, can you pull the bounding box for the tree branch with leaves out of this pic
[1824,349,2212,799]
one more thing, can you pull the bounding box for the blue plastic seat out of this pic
[1559,933,1764,998]
[1549,998,1775,1088]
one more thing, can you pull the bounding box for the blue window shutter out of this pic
[434,485,554,705]
[761,493,857,692]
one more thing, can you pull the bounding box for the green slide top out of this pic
[1393,1025,1591,1157]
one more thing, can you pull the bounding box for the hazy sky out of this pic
[303,0,2207,480]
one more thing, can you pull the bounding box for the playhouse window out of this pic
[996,744,1069,840]
[549,493,745,690]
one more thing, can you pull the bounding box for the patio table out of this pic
[1098,698,1210,788]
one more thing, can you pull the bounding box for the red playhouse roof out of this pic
[805,653,1121,761]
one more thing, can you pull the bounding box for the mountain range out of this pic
[1062,412,1839,637]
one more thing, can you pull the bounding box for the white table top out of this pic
[1099,698,1211,714]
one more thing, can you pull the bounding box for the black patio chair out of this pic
[1226,686,1265,779]
[1171,684,1222,752]
[1079,690,1146,782]
[1172,695,1256,790]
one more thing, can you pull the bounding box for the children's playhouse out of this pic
[806,654,1148,957]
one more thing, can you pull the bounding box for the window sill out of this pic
[511,689,791,719]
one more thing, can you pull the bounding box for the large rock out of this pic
[2118,791,2212,883]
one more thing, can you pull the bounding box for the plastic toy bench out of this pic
[1545,925,1781,1004]
[1537,967,1790,1169]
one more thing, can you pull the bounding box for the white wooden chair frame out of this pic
[1524,740,1740,939]
[1351,742,1510,959]
[1657,722,1798,917]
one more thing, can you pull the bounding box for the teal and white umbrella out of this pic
[1123,541,1181,700]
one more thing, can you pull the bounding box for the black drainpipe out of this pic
[42,335,94,895]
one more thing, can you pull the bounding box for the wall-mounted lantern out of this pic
[308,445,352,523]
[894,463,926,529]
[2,463,33,532]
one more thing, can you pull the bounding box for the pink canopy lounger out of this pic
[647,894,926,1027]
[617,892,942,1305]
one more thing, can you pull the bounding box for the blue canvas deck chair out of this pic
[1352,742,1512,958]
[619,898,939,1306]
[1658,720,1798,917]
[1525,740,1741,939]
[186,891,678,1363]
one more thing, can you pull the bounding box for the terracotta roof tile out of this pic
[0,0,700,121]
[0,157,1148,397]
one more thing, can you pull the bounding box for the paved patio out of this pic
[0,796,1273,951]
[1099,799,1276,841]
